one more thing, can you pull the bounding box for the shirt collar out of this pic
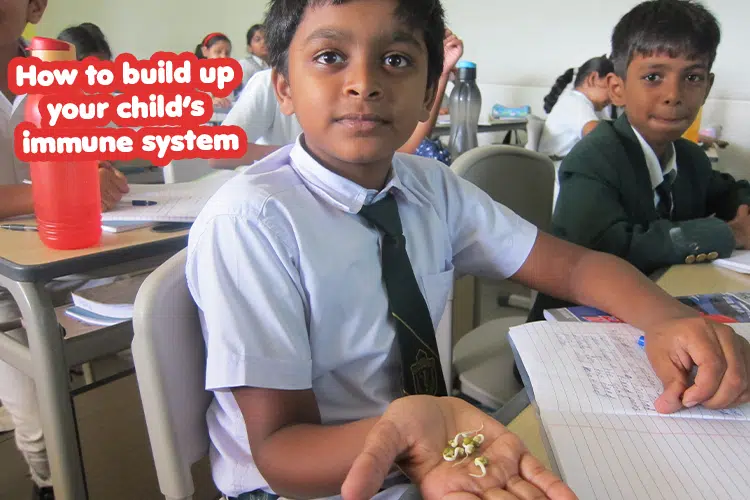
[288,136,420,213]
[630,125,677,189]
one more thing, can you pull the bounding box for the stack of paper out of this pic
[69,273,149,322]
[510,321,750,500]
[101,170,236,223]
[713,250,750,274]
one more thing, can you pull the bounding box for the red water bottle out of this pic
[26,37,101,250]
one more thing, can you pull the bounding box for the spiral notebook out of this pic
[101,170,236,223]
[510,321,750,500]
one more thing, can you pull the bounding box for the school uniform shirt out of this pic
[222,69,302,146]
[238,54,269,87]
[538,89,600,158]
[631,125,678,208]
[186,138,538,498]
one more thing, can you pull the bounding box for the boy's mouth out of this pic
[335,113,390,132]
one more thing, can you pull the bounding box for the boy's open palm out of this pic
[645,317,750,413]
[342,396,576,500]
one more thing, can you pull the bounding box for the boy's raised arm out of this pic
[512,231,750,414]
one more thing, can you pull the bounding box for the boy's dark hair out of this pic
[264,0,446,89]
[57,25,112,61]
[247,24,265,46]
[543,55,614,114]
[611,0,720,78]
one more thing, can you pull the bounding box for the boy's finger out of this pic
[653,369,689,414]
[693,331,748,409]
[518,454,577,499]
[341,420,404,500]
[673,330,726,408]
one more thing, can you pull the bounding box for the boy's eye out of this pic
[315,51,345,65]
[384,54,411,68]
[686,74,705,83]
[643,74,662,83]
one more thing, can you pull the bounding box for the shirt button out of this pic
[707,251,719,261]
[696,253,708,263]
[685,255,697,264]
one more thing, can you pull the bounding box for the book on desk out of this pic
[510,321,750,499]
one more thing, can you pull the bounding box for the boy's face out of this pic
[609,53,713,150]
[273,0,433,176]
[0,0,46,46]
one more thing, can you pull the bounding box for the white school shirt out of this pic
[631,125,678,207]
[0,93,29,185]
[186,138,538,497]
[538,89,600,158]
[222,69,302,146]
[238,54,269,87]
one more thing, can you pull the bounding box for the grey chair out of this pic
[131,249,212,500]
[524,115,546,153]
[451,145,554,410]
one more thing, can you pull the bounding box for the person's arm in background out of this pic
[0,185,34,220]
[582,120,600,136]
[398,30,463,154]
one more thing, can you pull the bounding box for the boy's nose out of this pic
[662,78,683,106]
[344,60,384,100]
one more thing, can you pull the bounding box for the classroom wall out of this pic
[36,0,750,177]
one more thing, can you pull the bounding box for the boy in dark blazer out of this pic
[531,0,750,320]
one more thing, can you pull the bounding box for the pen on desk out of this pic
[637,335,645,348]
[131,200,157,206]
[0,224,38,232]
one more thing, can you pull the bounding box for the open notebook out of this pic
[101,170,236,222]
[714,250,750,274]
[509,322,750,500]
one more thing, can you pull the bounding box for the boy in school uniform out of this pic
[551,0,750,276]
[0,2,129,498]
[186,0,750,498]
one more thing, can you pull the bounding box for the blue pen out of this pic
[131,200,157,206]
[637,335,646,348]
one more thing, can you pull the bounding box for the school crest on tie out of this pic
[410,349,438,395]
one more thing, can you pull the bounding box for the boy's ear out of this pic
[26,0,48,24]
[272,68,295,116]
[704,73,715,104]
[607,72,627,108]
[420,84,436,123]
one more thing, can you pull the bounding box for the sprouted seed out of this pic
[442,446,465,462]
[469,456,489,478]
[448,424,485,448]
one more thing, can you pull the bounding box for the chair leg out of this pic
[82,362,95,385]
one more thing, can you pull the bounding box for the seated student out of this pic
[0,2,129,498]
[211,29,464,168]
[538,55,614,158]
[196,32,233,109]
[239,24,270,87]
[531,0,750,319]
[57,24,112,60]
[187,0,750,498]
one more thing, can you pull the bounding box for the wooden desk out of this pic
[508,263,750,472]
[432,118,527,137]
[0,221,188,500]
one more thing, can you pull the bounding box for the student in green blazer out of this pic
[530,0,750,321]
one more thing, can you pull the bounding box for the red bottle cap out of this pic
[29,37,73,52]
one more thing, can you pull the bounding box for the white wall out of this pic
[35,0,750,177]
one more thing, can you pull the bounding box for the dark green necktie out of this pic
[656,170,677,219]
[359,193,447,397]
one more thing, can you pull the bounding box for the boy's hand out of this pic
[98,162,129,212]
[442,29,464,77]
[342,396,576,500]
[728,204,750,248]
[212,96,232,109]
[645,317,750,414]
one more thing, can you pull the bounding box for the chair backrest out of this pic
[451,145,555,231]
[131,248,212,500]
[524,115,545,153]
[163,159,215,184]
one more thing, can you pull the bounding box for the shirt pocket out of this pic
[418,265,455,326]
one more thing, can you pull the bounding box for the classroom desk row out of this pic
[0,220,189,500]
[507,262,750,473]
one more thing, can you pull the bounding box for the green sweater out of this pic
[528,114,750,321]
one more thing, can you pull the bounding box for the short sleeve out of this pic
[186,214,312,392]
[440,167,538,279]
[222,71,276,144]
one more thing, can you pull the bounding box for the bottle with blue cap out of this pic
[448,60,482,158]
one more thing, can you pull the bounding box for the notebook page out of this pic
[713,250,750,274]
[544,410,750,500]
[509,322,750,420]
[101,170,236,222]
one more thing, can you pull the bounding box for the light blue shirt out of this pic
[186,138,538,497]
